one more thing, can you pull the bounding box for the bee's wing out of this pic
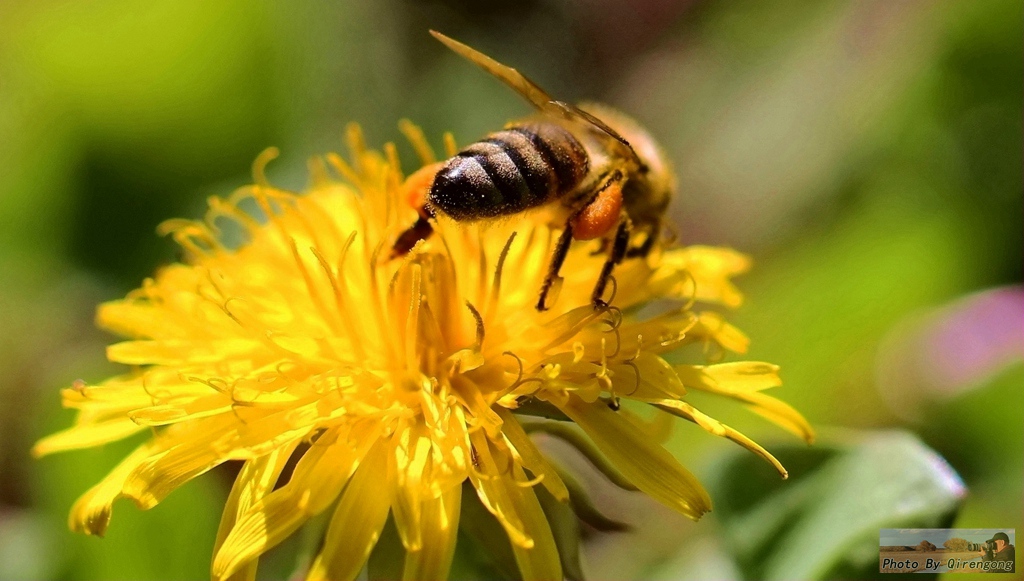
[431,30,642,166]
[548,101,642,165]
[431,30,555,112]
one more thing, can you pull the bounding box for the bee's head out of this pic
[580,103,675,219]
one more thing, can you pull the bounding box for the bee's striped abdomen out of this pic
[428,122,589,221]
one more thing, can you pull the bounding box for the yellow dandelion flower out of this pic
[34,123,813,581]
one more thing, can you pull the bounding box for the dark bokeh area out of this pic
[0,1,1020,579]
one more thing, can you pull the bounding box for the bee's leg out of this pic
[390,214,434,258]
[537,170,625,311]
[591,214,631,307]
[537,222,574,311]
[625,219,662,258]
[390,162,444,259]
[562,169,628,308]
[570,170,624,240]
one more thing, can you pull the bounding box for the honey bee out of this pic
[393,31,674,311]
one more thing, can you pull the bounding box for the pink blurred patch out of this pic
[921,287,1024,395]
[876,286,1024,420]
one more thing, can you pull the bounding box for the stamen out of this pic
[307,156,331,189]
[140,375,157,405]
[627,334,644,363]
[501,351,525,388]
[442,132,458,158]
[383,142,401,226]
[345,123,368,175]
[288,238,343,336]
[384,142,403,181]
[218,296,248,329]
[501,224,545,300]
[156,220,222,258]
[659,313,699,350]
[623,359,642,396]
[432,227,460,293]
[368,239,399,366]
[418,302,449,367]
[251,147,279,188]
[506,377,545,394]
[541,307,605,351]
[476,230,488,307]
[679,268,698,312]
[325,152,362,189]
[399,120,437,165]
[309,242,367,360]
[606,315,623,359]
[486,231,517,319]
[464,301,485,349]
[246,168,290,240]
[405,265,423,373]
[184,375,229,396]
[572,342,585,363]
[287,193,346,254]
[515,473,544,488]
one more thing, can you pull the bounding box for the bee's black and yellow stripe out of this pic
[429,123,589,220]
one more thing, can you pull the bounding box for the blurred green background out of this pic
[1,1,1020,579]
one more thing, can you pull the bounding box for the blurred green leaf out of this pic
[923,365,1024,484]
[449,483,518,581]
[32,418,226,581]
[367,516,405,581]
[649,534,743,581]
[925,365,1024,581]
[702,431,965,581]
[535,485,584,581]
[0,510,59,581]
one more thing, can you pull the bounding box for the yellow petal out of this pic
[212,428,373,580]
[675,362,782,393]
[121,413,314,509]
[121,418,241,509]
[495,407,568,502]
[467,430,531,549]
[96,299,191,339]
[58,381,156,416]
[467,430,562,581]
[660,246,751,308]
[32,417,145,457]
[67,443,155,536]
[504,465,562,581]
[128,393,232,426]
[558,396,711,520]
[212,443,298,581]
[523,421,637,491]
[743,392,816,444]
[691,312,750,354]
[401,485,461,581]
[106,338,264,366]
[390,423,433,552]
[678,363,814,443]
[307,439,391,581]
[619,406,674,443]
[651,400,787,478]
[608,352,686,400]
